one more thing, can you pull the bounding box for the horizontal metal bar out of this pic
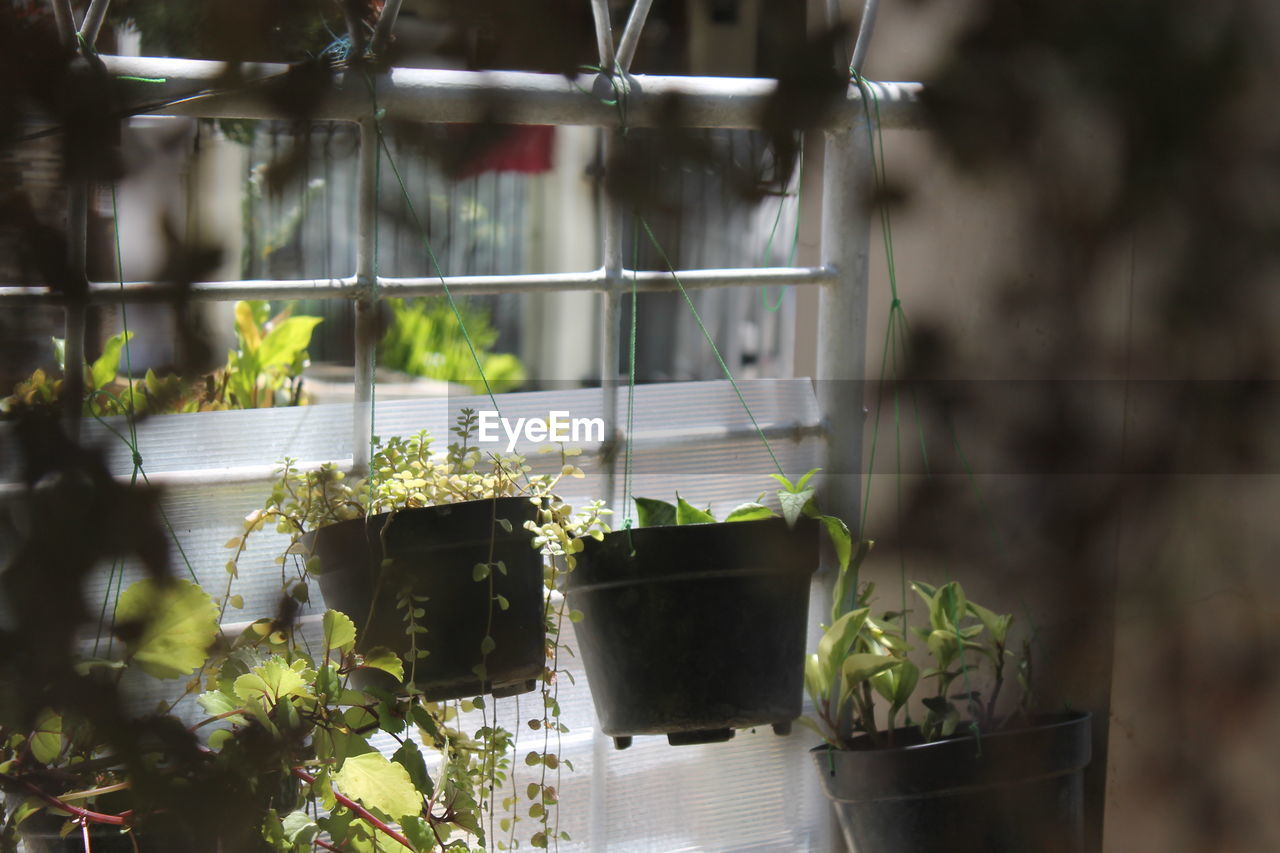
[101,55,923,130]
[0,420,824,494]
[0,267,836,305]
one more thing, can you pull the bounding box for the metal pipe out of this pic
[98,56,925,130]
[615,0,654,73]
[0,267,836,305]
[62,181,88,440]
[598,131,624,520]
[47,0,76,49]
[850,0,882,76]
[79,0,112,48]
[817,126,872,549]
[589,0,616,69]
[369,0,404,58]
[352,117,380,477]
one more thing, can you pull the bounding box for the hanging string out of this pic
[761,133,804,312]
[621,214,640,545]
[637,216,786,479]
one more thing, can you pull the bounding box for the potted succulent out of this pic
[806,560,1092,853]
[227,409,611,702]
[565,469,852,748]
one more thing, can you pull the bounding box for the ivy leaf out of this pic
[360,647,405,682]
[675,494,716,525]
[634,497,676,527]
[333,752,423,821]
[115,578,219,680]
[323,610,357,654]
[724,502,775,522]
[197,689,246,725]
[30,709,62,764]
[280,810,319,847]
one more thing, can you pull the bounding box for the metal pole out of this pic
[352,117,380,477]
[62,181,88,441]
[615,0,654,73]
[589,0,616,70]
[850,0,882,76]
[47,0,76,49]
[79,0,113,49]
[817,125,871,543]
[369,0,404,58]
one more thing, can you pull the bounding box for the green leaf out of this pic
[197,689,246,725]
[675,494,716,525]
[473,563,491,581]
[401,816,437,852]
[871,657,919,712]
[51,337,66,372]
[841,653,900,688]
[90,331,133,390]
[634,497,676,527]
[391,739,433,798]
[360,647,405,682]
[258,316,323,369]
[816,607,870,688]
[480,636,496,655]
[821,515,853,571]
[968,600,1012,645]
[30,709,62,764]
[115,578,219,679]
[794,468,820,492]
[323,610,358,653]
[234,656,313,707]
[280,810,319,847]
[333,752,422,821]
[777,487,814,527]
[724,502,775,522]
[235,301,264,352]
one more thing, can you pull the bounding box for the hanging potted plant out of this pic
[806,562,1092,853]
[565,469,854,748]
[227,408,611,702]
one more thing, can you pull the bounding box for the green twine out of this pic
[761,134,804,312]
[637,215,785,479]
[621,215,640,547]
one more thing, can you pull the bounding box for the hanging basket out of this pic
[812,712,1092,853]
[565,516,819,748]
[306,496,545,701]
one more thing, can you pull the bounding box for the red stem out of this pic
[0,774,129,826]
[291,768,412,850]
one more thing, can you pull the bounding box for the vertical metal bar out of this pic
[352,117,379,477]
[850,0,882,76]
[47,0,76,49]
[369,0,404,58]
[589,0,616,70]
[615,0,654,73]
[599,130,623,509]
[817,125,871,545]
[79,0,113,48]
[63,181,88,440]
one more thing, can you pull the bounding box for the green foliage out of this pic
[0,302,322,418]
[805,575,1030,749]
[114,578,220,680]
[379,297,526,394]
[223,409,610,852]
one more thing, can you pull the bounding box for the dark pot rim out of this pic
[302,495,540,554]
[811,711,1092,802]
[567,515,819,592]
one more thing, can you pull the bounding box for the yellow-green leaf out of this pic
[360,647,405,682]
[332,752,422,821]
[323,610,357,654]
[30,709,61,764]
[115,579,219,680]
[234,656,313,707]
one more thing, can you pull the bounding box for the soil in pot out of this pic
[306,496,544,701]
[566,517,818,748]
[812,711,1092,853]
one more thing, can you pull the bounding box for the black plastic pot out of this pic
[813,712,1092,853]
[307,496,544,701]
[565,517,818,748]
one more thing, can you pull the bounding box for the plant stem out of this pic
[0,774,129,826]
[291,768,412,849]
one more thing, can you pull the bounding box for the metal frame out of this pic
[12,0,920,527]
